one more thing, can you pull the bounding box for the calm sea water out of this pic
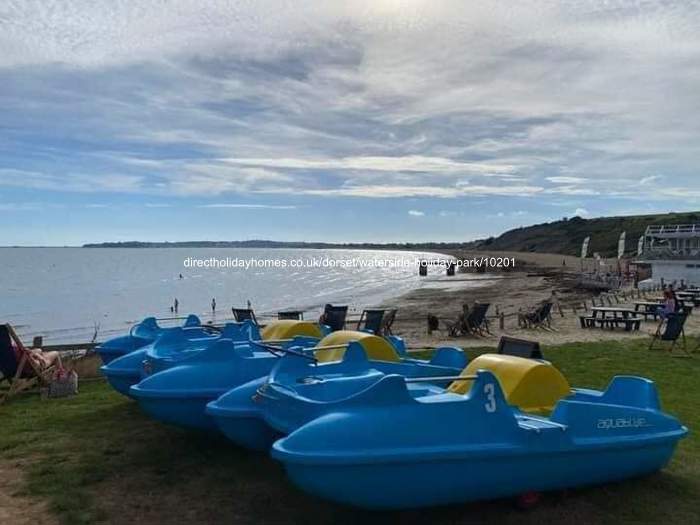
[0,247,472,344]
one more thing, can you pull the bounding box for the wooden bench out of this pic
[580,315,642,331]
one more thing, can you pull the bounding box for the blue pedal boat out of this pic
[100,320,256,398]
[128,321,325,430]
[270,354,688,509]
[206,330,467,450]
[96,314,201,365]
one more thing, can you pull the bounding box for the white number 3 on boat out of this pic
[484,383,497,413]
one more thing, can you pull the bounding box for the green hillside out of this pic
[473,211,700,257]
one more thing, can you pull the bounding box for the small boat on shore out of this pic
[96,315,202,365]
[128,321,324,429]
[206,331,467,450]
[270,354,688,509]
[100,320,250,397]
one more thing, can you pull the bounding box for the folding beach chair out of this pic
[232,308,258,325]
[465,302,491,336]
[356,309,385,334]
[443,305,470,337]
[380,308,398,336]
[0,324,57,404]
[520,302,554,330]
[497,336,543,359]
[649,313,692,357]
[320,304,348,332]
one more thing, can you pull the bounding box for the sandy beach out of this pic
[389,250,700,349]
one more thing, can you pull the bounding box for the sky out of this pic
[1,1,700,246]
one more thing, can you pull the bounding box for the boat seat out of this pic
[314,331,401,363]
[447,354,571,414]
[261,321,323,341]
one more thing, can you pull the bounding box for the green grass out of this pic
[1,339,699,525]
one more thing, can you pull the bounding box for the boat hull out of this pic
[100,348,148,398]
[135,393,222,430]
[278,440,680,509]
[206,377,279,450]
[271,370,688,509]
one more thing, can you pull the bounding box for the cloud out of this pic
[197,203,297,209]
[0,1,699,208]
[574,207,590,217]
[640,175,662,185]
[408,209,425,216]
[222,155,515,175]
[546,176,587,184]
[300,183,543,198]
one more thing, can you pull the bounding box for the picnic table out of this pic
[634,301,663,321]
[676,292,700,306]
[579,307,642,331]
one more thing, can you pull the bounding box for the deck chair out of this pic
[380,308,397,336]
[497,336,543,359]
[356,309,385,334]
[443,305,470,337]
[465,302,491,336]
[320,304,348,332]
[232,308,258,325]
[0,324,57,404]
[520,302,554,330]
[649,313,692,357]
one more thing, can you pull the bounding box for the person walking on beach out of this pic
[211,298,216,314]
[174,298,179,314]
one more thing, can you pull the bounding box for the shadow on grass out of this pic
[1,338,699,524]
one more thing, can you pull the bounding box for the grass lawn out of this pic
[1,338,699,525]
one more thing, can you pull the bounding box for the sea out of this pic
[0,247,490,344]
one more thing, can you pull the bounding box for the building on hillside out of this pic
[635,224,700,286]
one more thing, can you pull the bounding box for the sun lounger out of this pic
[380,308,397,336]
[442,305,470,337]
[0,324,58,404]
[232,308,258,325]
[443,303,490,337]
[519,302,554,330]
[356,309,385,334]
[466,302,491,336]
[320,304,348,332]
[649,313,692,357]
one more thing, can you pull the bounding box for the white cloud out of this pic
[223,155,515,175]
[546,176,587,184]
[574,207,589,217]
[1,1,699,206]
[301,183,543,198]
[197,203,297,209]
[640,175,662,185]
[408,209,425,216]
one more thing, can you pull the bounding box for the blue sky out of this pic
[1,1,700,246]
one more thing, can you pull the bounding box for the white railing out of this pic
[645,224,700,237]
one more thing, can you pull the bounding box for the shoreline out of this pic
[13,248,700,349]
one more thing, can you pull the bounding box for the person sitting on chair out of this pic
[6,325,62,371]
[658,290,676,321]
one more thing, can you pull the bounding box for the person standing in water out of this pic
[174,298,179,314]
[211,298,216,314]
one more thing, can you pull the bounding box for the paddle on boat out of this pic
[269,353,688,509]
